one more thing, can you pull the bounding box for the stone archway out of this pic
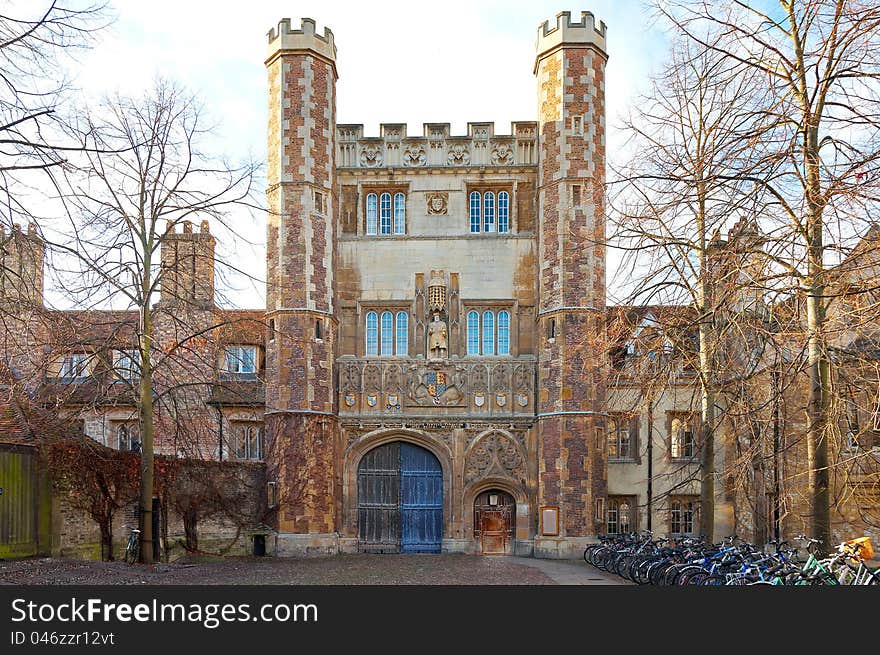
[474,489,516,554]
[343,428,454,550]
[357,441,443,553]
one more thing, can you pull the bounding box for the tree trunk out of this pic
[697,180,715,541]
[806,291,831,550]
[138,302,155,564]
[183,507,198,552]
[99,513,114,561]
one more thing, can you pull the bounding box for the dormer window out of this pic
[59,353,89,379]
[225,345,257,376]
[114,349,139,381]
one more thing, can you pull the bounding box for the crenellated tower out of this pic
[159,219,215,308]
[264,17,339,552]
[0,223,44,308]
[534,11,608,556]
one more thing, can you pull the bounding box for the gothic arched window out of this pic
[498,191,510,233]
[497,310,510,355]
[393,192,406,235]
[366,193,378,235]
[483,192,495,232]
[482,310,495,355]
[379,192,392,235]
[380,311,394,356]
[467,311,480,355]
[395,312,409,356]
[469,192,481,233]
[365,311,378,355]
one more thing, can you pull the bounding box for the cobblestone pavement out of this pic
[0,554,627,585]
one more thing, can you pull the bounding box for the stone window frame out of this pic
[221,344,262,379]
[111,419,140,452]
[669,495,700,537]
[607,413,640,463]
[361,303,412,358]
[56,351,93,379]
[229,421,265,461]
[361,183,409,237]
[113,349,139,382]
[666,410,698,462]
[606,495,637,535]
[466,183,513,235]
[462,301,516,357]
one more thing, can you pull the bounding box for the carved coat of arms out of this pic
[496,394,507,407]
[344,393,356,407]
[426,371,447,404]
[474,393,486,407]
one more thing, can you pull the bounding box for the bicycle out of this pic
[124,528,141,564]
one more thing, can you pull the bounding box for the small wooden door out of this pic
[0,446,38,559]
[474,490,515,554]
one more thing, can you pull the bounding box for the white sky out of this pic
[59,0,670,308]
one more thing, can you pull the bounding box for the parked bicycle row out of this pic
[584,532,879,585]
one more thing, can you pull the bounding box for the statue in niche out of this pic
[427,311,448,360]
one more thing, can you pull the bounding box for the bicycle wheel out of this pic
[701,575,726,586]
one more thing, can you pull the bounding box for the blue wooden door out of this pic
[357,442,401,553]
[357,442,442,553]
[400,443,443,553]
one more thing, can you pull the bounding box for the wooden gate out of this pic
[474,490,515,554]
[0,445,38,559]
[357,442,443,553]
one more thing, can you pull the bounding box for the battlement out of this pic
[266,17,336,64]
[335,121,538,169]
[163,219,213,239]
[536,10,607,61]
[0,222,42,243]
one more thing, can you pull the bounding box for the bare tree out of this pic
[650,0,880,550]
[0,1,107,229]
[46,79,260,563]
[610,35,765,540]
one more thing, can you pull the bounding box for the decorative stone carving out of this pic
[340,362,361,391]
[427,270,446,312]
[446,144,470,166]
[426,192,448,215]
[470,364,488,392]
[363,364,381,393]
[407,364,466,406]
[384,364,402,392]
[513,364,530,391]
[492,363,511,392]
[491,143,514,165]
[402,145,427,167]
[465,432,526,485]
[360,145,383,167]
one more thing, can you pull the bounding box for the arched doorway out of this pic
[357,442,443,553]
[474,489,516,554]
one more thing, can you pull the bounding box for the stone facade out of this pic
[7,10,874,560]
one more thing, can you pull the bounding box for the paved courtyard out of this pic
[0,554,627,585]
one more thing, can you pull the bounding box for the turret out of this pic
[159,219,215,308]
[0,223,44,307]
[264,17,339,550]
[534,10,609,556]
